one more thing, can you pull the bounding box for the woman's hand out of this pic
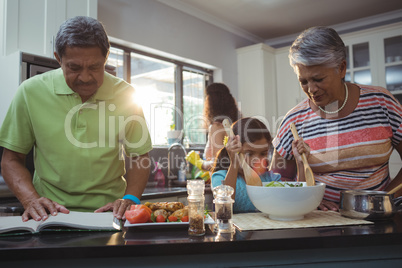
[318,199,339,211]
[22,197,70,222]
[292,137,310,163]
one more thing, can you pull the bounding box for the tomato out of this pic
[156,215,166,222]
[125,209,150,224]
[129,204,152,216]
[168,216,178,222]
[181,216,189,222]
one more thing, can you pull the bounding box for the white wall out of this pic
[97,0,255,99]
[0,51,20,125]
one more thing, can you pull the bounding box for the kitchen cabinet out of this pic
[236,43,278,131]
[0,0,97,58]
[342,21,402,104]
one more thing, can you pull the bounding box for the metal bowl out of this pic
[339,190,399,220]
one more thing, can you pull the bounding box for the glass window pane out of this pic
[384,35,402,63]
[106,47,125,79]
[183,70,207,145]
[386,65,402,92]
[354,70,371,85]
[130,52,176,145]
[353,43,370,68]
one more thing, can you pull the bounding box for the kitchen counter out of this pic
[1,212,402,267]
[0,186,210,214]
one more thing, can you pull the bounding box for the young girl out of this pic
[211,117,309,213]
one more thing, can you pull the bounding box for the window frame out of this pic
[109,43,213,147]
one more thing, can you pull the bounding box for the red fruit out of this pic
[129,204,152,216]
[125,209,150,224]
[156,215,166,222]
[168,216,178,222]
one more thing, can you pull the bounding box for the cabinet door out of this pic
[345,42,372,85]
[343,22,402,103]
[383,35,402,103]
[17,0,48,56]
[344,34,378,86]
[3,0,97,58]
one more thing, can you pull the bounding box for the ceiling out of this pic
[159,0,402,46]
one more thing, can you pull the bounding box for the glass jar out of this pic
[212,184,234,233]
[187,180,205,236]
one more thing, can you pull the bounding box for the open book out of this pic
[0,211,121,235]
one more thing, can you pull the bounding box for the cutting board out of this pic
[232,210,373,231]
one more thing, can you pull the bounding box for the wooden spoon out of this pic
[290,123,315,186]
[387,183,402,195]
[222,119,262,186]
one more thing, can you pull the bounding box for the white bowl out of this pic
[246,182,326,221]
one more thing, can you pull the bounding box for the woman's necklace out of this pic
[318,83,348,114]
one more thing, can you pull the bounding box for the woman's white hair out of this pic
[289,26,346,72]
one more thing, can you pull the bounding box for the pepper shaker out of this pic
[212,184,234,233]
[187,180,205,236]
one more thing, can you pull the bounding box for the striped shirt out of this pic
[273,84,402,202]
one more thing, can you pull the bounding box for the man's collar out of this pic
[53,69,74,95]
[93,72,114,100]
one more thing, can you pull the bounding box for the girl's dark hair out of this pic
[203,83,242,126]
[210,117,272,173]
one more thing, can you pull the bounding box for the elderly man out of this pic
[0,16,152,221]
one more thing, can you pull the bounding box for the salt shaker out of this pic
[187,180,205,236]
[212,184,234,233]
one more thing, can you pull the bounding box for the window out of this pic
[130,53,175,145]
[107,45,213,146]
[183,69,208,145]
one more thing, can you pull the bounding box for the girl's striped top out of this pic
[272,84,402,203]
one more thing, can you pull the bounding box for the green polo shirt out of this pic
[0,68,152,211]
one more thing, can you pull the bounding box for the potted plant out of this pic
[167,124,182,146]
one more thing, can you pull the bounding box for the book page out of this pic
[38,211,120,231]
[0,216,41,234]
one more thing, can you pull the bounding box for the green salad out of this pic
[264,181,303,188]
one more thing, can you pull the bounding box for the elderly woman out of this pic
[271,26,402,211]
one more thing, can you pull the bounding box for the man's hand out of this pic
[95,199,135,220]
[22,197,70,222]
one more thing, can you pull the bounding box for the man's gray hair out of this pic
[55,16,110,59]
[289,26,346,72]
